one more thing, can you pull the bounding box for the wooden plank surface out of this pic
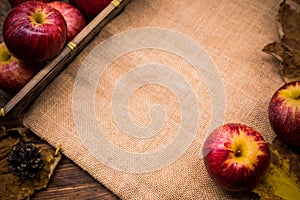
[0,119,119,200]
[31,155,118,200]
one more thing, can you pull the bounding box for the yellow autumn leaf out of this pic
[252,138,300,200]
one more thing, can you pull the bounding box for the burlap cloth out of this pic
[23,0,285,199]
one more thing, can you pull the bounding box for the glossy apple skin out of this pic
[8,0,54,8]
[0,43,38,94]
[68,0,111,21]
[202,123,270,191]
[47,1,86,42]
[3,1,67,63]
[268,81,300,147]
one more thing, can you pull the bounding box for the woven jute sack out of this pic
[24,0,284,199]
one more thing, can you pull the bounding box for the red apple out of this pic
[202,123,270,191]
[8,0,54,8]
[0,42,38,94]
[68,0,111,21]
[268,81,300,147]
[3,1,67,63]
[47,1,86,42]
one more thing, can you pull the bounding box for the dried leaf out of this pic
[0,128,61,200]
[291,0,300,5]
[0,126,7,139]
[263,42,288,63]
[263,0,300,82]
[278,1,300,51]
[252,138,300,200]
[0,131,19,160]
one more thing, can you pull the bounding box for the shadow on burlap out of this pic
[24,0,284,199]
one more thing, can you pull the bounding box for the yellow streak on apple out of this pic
[278,82,300,119]
[28,8,52,26]
[224,129,266,172]
[0,44,15,65]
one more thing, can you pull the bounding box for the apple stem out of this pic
[234,149,242,157]
[35,13,43,24]
[32,11,46,25]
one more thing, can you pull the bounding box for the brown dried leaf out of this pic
[0,126,7,139]
[263,0,300,82]
[291,0,300,5]
[263,42,288,63]
[0,130,19,160]
[278,1,300,51]
[0,128,61,200]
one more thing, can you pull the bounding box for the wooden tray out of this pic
[0,0,131,120]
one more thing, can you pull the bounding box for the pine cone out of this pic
[7,142,44,179]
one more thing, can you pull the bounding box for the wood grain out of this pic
[31,156,118,200]
[0,116,118,199]
[0,119,118,200]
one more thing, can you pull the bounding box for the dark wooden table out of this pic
[31,155,118,200]
[0,118,118,200]
[0,116,118,199]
